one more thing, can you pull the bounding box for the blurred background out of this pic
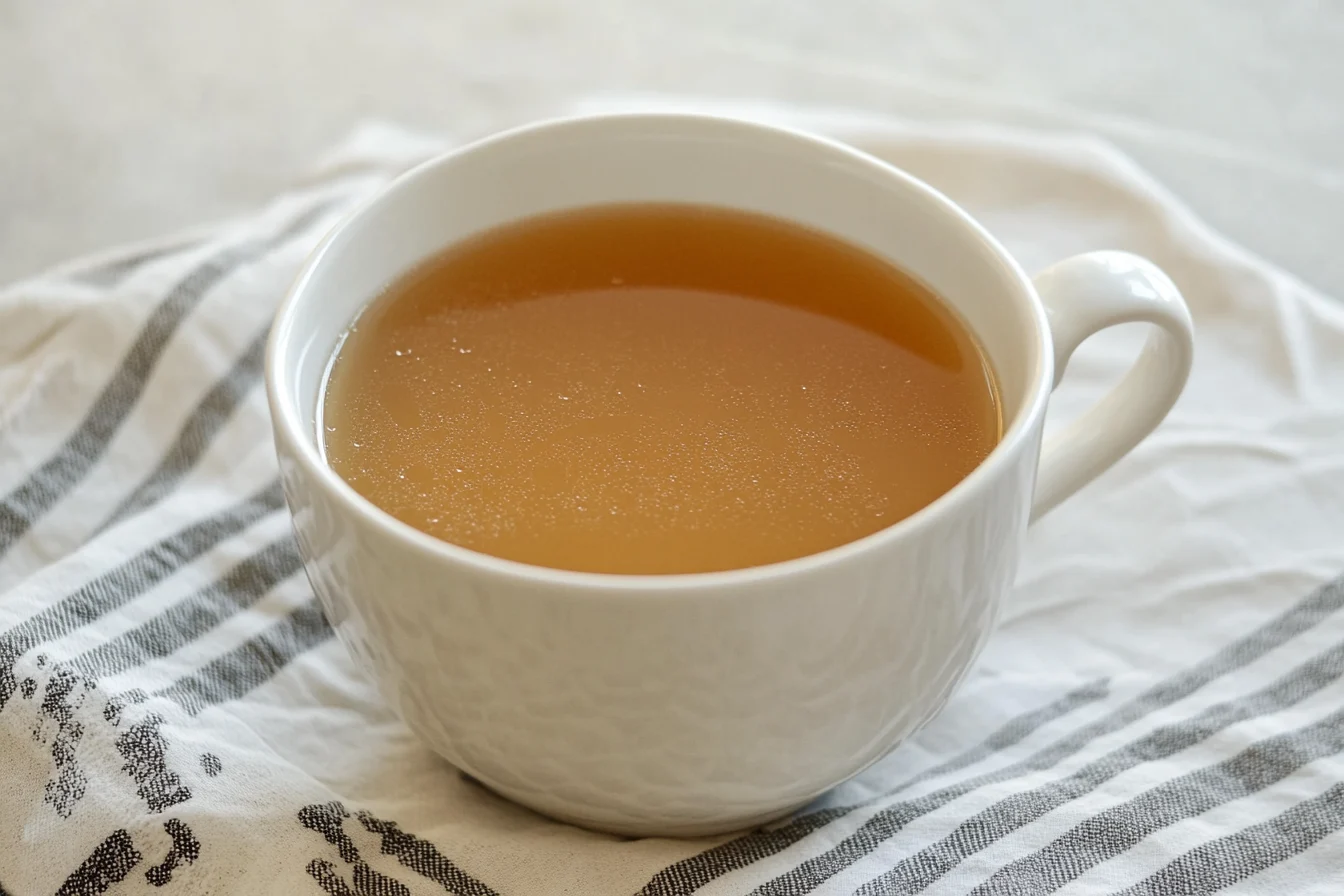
[3,1,1341,291]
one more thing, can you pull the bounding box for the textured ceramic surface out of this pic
[266,114,1193,837]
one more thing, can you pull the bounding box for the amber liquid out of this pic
[322,203,1000,575]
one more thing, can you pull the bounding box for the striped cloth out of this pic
[2,110,1343,895]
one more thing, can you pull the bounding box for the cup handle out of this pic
[1029,251,1194,521]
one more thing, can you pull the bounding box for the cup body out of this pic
[266,113,1053,836]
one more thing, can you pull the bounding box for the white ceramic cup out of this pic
[266,113,1194,837]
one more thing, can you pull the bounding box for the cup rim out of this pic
[266,111,1053,593]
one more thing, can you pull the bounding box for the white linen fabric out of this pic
[1,108,1342,895]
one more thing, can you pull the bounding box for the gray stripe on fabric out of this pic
[66,238,206,288]
[0,198,336,558]
[101,325,270,530]
[1112,783,1344,896]
[741,576,1344,896]
[68,537,302,681]
[853,641,1344,895]
[152,596,331,715]
[966,709,1344,895]
[0,479,285,711]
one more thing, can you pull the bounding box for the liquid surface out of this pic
[323,203,1000,574]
